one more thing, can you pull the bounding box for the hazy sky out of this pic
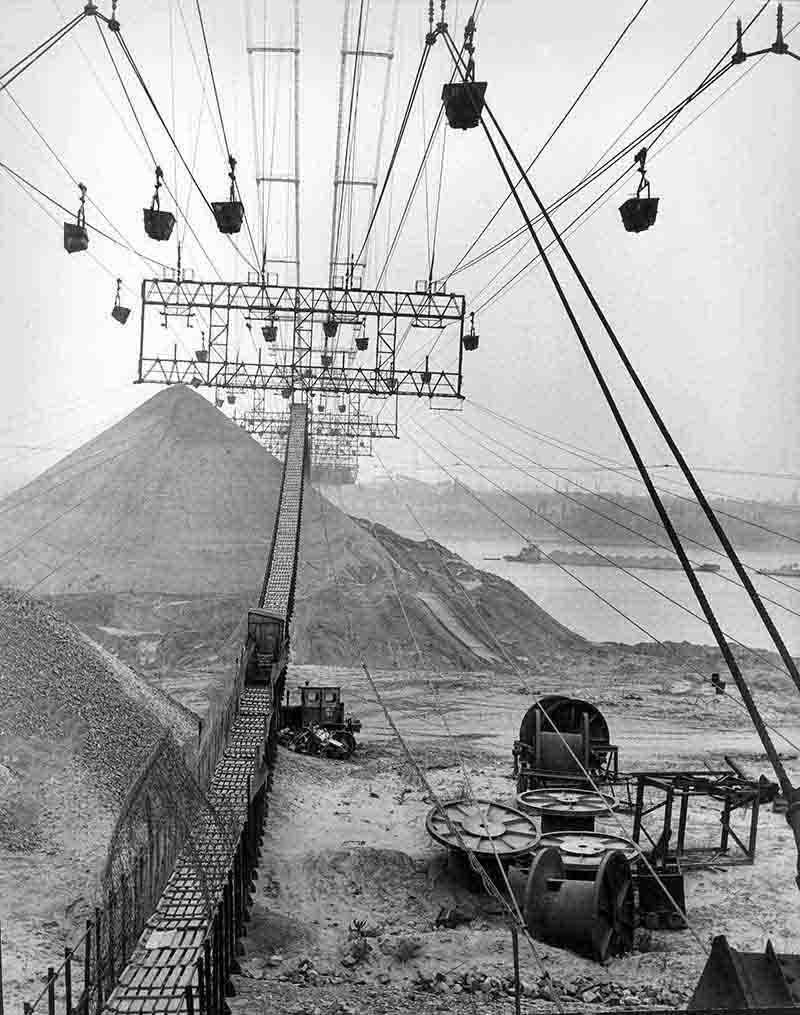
[1,0,798,500]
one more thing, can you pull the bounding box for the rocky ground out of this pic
[201,660,800,1015]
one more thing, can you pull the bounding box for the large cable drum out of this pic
[519,696,610,747]
[524,846,635,962]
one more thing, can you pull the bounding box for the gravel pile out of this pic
[0,587,194,821]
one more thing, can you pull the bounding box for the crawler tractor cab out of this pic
[280,683,362,756]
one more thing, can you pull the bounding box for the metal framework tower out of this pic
[245,0,302,285]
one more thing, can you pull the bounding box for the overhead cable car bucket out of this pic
[619,196,659,233]
[111,305,131,325]
[355,335,369,351]
[442,81,487,130]
[462,332,479,351]
[262,324,277,342]
[323,319,339,339]
[64,222,88,254]
[143,208,176,241]
[195,348,208,363]
[212,201,245,234]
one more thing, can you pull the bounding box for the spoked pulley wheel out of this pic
[517,788,615,822]
[426,798,539,859]
[538,830,639,872]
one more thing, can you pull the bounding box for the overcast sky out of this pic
[1,0,798,500]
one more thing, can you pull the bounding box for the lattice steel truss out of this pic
[137,280,466,399]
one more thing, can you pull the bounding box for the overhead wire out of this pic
[458,408,800,605]
[0,9,87,94]
[439,29,798,812]
[445,0,653,282]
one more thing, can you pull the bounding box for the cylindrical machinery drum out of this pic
[517,789,616,834]
[537,830,639,880]
[517,696,611,789]
[518,696,610,749]
[524,846,635,962]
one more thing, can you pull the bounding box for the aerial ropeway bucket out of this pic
[110,278,131,325]
[213,155,245,234]
[619,147,659,233]
[442,81,487,130]
[64,183,89,254]
[143,168,175,241]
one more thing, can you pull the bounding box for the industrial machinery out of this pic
[279,684,362,757]
[523,846,635,962]
[516,788,616,834]
[514,695,618,791]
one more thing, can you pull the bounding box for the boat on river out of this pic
[501,543,720,572]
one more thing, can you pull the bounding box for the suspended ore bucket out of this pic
[442,81,487,130]
[212,200,245,234]
[323,319,339,339]
[262,324,277,342]
[619,196,659,233]
[195,348,208,363]
[111,304,131,325]
[355,335,369,351]
[63,222,89,254]
[462,330,479,351]
[321,353,333,368]
[143,208,176,242]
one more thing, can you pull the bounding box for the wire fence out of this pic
[7,646,253,1015]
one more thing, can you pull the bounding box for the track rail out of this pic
[104,404,309,1015]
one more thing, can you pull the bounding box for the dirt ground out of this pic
[229,660,800,1015]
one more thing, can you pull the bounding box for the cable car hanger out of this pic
[111,278,131,324]
[143,166,176,241]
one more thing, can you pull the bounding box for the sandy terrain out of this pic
[227,661,800,1015]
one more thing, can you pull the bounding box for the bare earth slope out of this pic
[0,386,585,671]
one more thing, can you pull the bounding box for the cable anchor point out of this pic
[772,2,789,54]
[732,18,746,64]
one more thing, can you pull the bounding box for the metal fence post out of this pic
[94,908,103,1011]
[82,919,92,1015]
[63,948,72,1015]
[47,967,55,1015]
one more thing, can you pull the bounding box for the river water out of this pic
[443,537,800,653]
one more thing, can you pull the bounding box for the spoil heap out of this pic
[0,385,583,670]
[0,588,194,1002]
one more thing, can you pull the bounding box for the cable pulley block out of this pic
[537,830,639,876]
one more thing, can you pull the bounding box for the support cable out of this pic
[445,0,652,281]
[316,491,568,1011]
[380,431,713,950]
[440,29,796,823]
[421,414,800,684]
[0,10,87,93]
[463,39,800,707]
[471,399,800,552]
[459,409,800,608]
